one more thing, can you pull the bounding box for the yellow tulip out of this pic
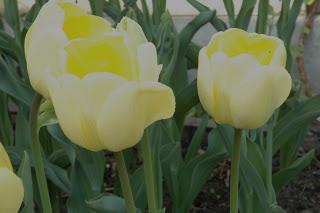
[0,143,24,213]
[198,28,291,129]
[25,1,175,152]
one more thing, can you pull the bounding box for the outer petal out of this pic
[228,66,291,129]
[205,28,286,66]
[25,1,111,97]
[197,48,214,117]
[97,82,175,152]
[116,17,148,49]
[0,168,24,213]
[138,42,162,81]
[25,2,67,97]
[0,143,12,171]
[47,73,127,151]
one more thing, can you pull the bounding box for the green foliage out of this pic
[0,0,316,213]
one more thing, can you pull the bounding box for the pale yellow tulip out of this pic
[198,28,291,129]
[0,143,24,213]
[25,1,175,152]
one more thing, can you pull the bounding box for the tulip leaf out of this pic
[185,114,209,162]
[4,0,21,39]
[130,166,147,210]
[45,161,71,194]
[273,95,320,153]
[187,0,227,31]
[175,80,199,126]
[235,0,257,30]
[223,0,235,26]
[0,92,14,146]
[246,139,266,181]
[273,149,315,193]
[86,194,128,213]
[89,0,104,16]
[103,0,122,23]
[256,0,270,33]
[179,151,225,212]
[15,108,32,153]
[0,56,34,106]
[18,152,35,213]
[160,142,182,206]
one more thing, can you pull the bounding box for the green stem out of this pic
[266,124,274,203]
[139,132,158,213]
[114,151,136,213]
[30,93,52,213]
[230,129,242,213]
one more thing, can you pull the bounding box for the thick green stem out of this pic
[230,129,242,213]
[114,151,136,213]
[30,93,52,213]
[266,125,274,203]
[139,132,158,213]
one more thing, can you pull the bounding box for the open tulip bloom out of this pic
[25,0,175,152]
[198,28,291,129]
[197,28,292,213]
[0,143,24,213]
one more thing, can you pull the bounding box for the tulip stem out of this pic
[114,151,136,213]
[139,132,158,213]
[30,93,53,213]
[230,129,242,213]
[266,124,275,203]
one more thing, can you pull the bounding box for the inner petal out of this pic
[64,34,132,79]
[206,29,278,65]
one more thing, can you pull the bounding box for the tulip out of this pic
[25,1,175,152]
[0,143,24,213]
[197,28,291,129]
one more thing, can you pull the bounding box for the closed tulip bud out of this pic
[198,28,291,129]
[0,143,24,213]
[25,0,175,152]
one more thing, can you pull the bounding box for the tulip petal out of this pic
[0,168,24,213]
[138,42,162,81]
[197,49,214,117]
[64,34,133,79]
[116,17,148,49]
[63,15,112,40]
[229,66,291,129]
[206,28,286,66]
[47,73,127,151]
[25,2,67,97]
[0,143,12,171]
[97,82,175,152]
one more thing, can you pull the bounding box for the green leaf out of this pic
[256,0,269,33]
[0,56,34,106]
[187,0,227,31]
[130,166,147,210]
[0,92,13,146]
[246,139,266,181]
[175,80,199,126]
[273,149,315,192]
[4,0,21,39]
[235,0,257,30]
[18,152,35,213]
[185,114,209,162]
[103,0,122,23]
[223,0,235,26]
[89,0,104,16]
[45,161,71,194]
[86,194,128,213]
[273,95,320,153]
[179,151,225,212]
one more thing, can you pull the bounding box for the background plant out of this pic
[0,0,319,212]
